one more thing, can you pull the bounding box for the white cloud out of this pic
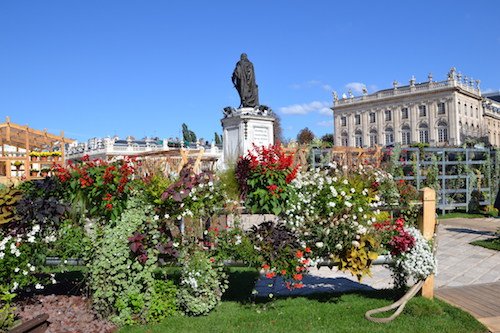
[317,120,333,127]
[483,88,495,94]
[322,84,333,92]
[280,101,331,115]
[345,82,367,94]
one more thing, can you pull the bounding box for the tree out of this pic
[297,127,315,145]
[273,113,284,144]
[182,123,197,143]
[321,133,335,146]
[214,132,222,145]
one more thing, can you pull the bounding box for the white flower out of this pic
[351,240,360,248]
[343,179,348,185]
[22,270,28,276]
[154,215,160,221]
[173,242,179,248]
[335,243,343,250]
[315,242,324,248]
[164,213,170,219]
[345,201,352,208]
[11,282,18,292]
[14,267,20,273]
[35,283,44,290]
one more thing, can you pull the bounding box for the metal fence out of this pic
[311,147,499,214]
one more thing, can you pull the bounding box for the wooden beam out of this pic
[60,130,65,164]
[419,187,437,299]
[25,126,30,180]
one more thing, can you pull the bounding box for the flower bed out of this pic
[0,148,436,331]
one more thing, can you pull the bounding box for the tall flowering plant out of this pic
[236,144,298,215]
[374,218,436,288]
[248,222,312,290]
[52,156,136,221]
[283,163,389,279]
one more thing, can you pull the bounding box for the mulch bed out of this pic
[12,271,116,333]
[14,295,116,333]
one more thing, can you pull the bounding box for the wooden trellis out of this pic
[134,148,219,177]
[0,117,74,182]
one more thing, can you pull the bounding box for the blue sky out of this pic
[1,1,499,143]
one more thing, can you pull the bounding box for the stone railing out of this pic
[334,79,480,107]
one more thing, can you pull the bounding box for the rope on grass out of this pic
[364,279,424,323]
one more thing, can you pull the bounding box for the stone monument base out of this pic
[221,106,275,166]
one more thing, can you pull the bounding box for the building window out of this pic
[402,125,411,145]
[401,107,409,119]
[385,127,394,146]
[354,130,363,147]
[419,105,427,117]
[464,104,467,116]
[341,116,347,126]
[385,110,392,121]
[369,112,376,123]
[355,114,361,125]
[419,123,429,143]
[341,132,348,146]
[437,121,448,143]
[438,102,446,114]
[369,129,378,147]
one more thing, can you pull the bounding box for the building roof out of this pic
[483,91,500,103]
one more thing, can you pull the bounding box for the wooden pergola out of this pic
[0,116,74,181]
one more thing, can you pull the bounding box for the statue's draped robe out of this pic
[232,59,259,108]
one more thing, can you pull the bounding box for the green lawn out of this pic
[470,237,500,251]
[119,269,488,333]
[437,211,488,219]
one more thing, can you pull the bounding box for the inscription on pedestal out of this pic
[253,126,269,146]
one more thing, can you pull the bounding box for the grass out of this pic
[119,268,488,333]
[470,237,500,251]
[437,211,489,219]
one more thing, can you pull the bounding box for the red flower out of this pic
[305,247,311,253]
[266,272,276,279]
[295,250,303,258]
[105,203,113,210]
[293,273,303,281]
[294,282,304,289]
[281,269,287,275]
[262,264,270,270]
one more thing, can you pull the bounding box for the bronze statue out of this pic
[232,53,259,108]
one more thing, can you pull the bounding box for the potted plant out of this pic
[29,151,40,161]
[50,151,62,161]
[40,168,51,177]
[30,169,39,177]
[13,161,23,170]
[39,152,50,162]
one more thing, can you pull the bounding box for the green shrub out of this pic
[88,195,176,325]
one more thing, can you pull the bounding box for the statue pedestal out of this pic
[221,107,275,166]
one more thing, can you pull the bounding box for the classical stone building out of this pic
[333,68,500,147]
